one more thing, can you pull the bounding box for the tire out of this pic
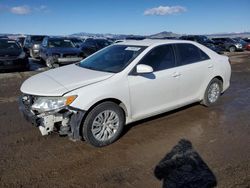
[229,46,236,52]
[82,102,125,147]
[46,57,59,68]
[29,49,33,58]
[202,78,222,107]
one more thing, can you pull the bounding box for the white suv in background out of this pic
[19,39,231,147]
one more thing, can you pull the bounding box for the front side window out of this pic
[71,38,83,46]
[24,36,31,45]
[42,38,48,47]
[78,45,146,73]
[138,45,176,72]
[175,43,210,65]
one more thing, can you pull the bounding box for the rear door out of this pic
[174,43,213,104]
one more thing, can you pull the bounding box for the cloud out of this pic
[34,5,48,12]
[0,4,48,15]
[144,6,186,16]
[10,5,31,15]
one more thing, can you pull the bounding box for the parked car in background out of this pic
[242,38,250,51]
[179,35,224,54]
[80,38,112,58]
[23,35,47,59]
[40,37,84,68]
[125,36,146,40]
[243,38,250,43]
[19,39,231,147]
[212,37,243,52]
[0,38,29,72]
[233,38,248,50]
[150,37,178,40]
[0,35,8,39]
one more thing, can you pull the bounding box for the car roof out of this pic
[116,39,197,47]
[28,35,46,37]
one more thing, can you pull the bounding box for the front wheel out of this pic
[229,46,236,52]
[46,57,59,68]
[82,102,125,147]
[202,78,222,107]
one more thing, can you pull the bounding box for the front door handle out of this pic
[208,64,213,68]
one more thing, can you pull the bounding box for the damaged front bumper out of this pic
[19,95,85,141]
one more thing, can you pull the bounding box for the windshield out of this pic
[70,38,83,46]
[0,40,20,50]
[197,36,213,43]
[227,38,237,43]
[78,45,146,73]
[48,39,74,48]
[31,36,45,42]
[234,38,246,44]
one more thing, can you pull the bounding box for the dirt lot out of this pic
[0,52,250,188]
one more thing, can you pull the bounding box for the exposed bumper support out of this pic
[19,96,85,141]
[68,111,85,141]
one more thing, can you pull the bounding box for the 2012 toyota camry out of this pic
[19,39,231,147]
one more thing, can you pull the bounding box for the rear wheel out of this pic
[202,78,222,107]
[82,102,125,147]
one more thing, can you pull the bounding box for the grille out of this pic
[63,53,78,58]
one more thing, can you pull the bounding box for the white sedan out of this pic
[19,39,231,147]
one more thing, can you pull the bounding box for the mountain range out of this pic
[2,31,250,39]
[70,31,250,39]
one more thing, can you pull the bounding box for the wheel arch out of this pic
[84,98,128,121]
[213,75,223,84]
[77,98,129,139]
[199,75,224,101]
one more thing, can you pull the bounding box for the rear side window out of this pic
[138,45,176,72]
[175,43,210,65]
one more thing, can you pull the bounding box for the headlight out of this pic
[33,44,40,49]
[18,51,26,59]
[31,95,77,113]
[236,44,242,48]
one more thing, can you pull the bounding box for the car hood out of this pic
[48,47,81,54]
[21,64,114,96]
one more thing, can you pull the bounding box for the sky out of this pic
[0,0,250,36]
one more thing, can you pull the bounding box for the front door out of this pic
[127,44,181,120]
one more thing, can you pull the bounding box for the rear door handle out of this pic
[172,72,181,77]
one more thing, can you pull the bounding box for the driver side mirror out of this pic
[136,64,153,74]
